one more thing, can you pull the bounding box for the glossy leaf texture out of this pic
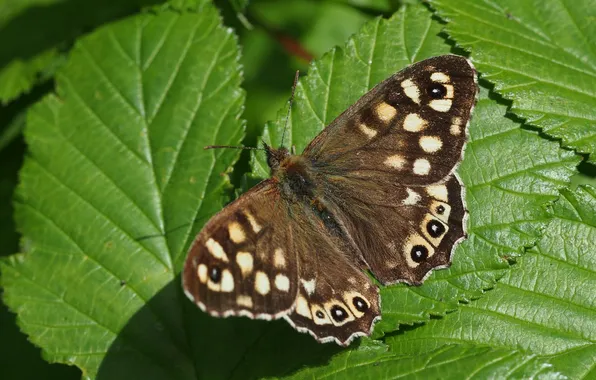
[283,342,564,380]
[1,2,244,378]
[431,0,596,163]
[385,185,596,379]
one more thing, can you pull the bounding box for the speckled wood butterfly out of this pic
[183,55,478,345]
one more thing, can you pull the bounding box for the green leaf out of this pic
[430,0,596,163]
[0,0,209,104]
[284,343,564,379]
[385,185,596,379]
[253,2,579,340]
[1,1,586,378]
[1,3,244,378]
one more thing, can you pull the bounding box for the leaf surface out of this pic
[431,0,596,162]
[1,3,244,378]
[385,185,596,379]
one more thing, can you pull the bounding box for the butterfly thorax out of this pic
[266,145,317,203]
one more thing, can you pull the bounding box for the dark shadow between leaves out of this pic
[97,274,342,380]
[0,0,166,71]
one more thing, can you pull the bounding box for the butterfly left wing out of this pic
[183,180,299,320]
[303,55,477,285]
[183,177,382,344]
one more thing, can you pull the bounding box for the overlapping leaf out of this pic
[431,0,596,162]
[1,2,244,378]
[284,342,563,379]
[385,185,596,379]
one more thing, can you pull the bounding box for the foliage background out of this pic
[0,0,594,379]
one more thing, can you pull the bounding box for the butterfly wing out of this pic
[183,180,299,319]
[282,202,381,345]
[183,179,381,343]
[303,55,477,284]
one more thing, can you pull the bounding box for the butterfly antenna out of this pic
[204,145,265,151]
[280,70,300,149]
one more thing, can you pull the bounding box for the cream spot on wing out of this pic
[413,158,431,175]
[359,123,377,138]
[450,124,461,136]
[375,102,397,122]
[207,279,221,292]
[429,99,452,112]
[431,200,451,222]
[273,248,286,268]
[275,274,290,292]
[402,188,421,205]
[301,278,316,296]
[426,184,448,202]
[419,136,443,153]
[431,72,450,83]
[384,154,406,169]
[452,116,462,125]
[237,295,253,308]
[255,271,270,295]
[197,264,208,283]
[403,113,427,132]
[236,251,253,276]
[295,296,311,318]
[221,269,234,292]
[206,238,229,262]
[244,211,262,233]
[228,222,245,244]
[401,79,421,104]
[444,84,454,99]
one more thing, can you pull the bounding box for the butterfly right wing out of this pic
[183,180,299,320]
[302,55,477,285]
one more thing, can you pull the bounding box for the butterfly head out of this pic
[264,143,290,174]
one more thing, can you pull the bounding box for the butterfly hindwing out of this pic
[284,202,381,345]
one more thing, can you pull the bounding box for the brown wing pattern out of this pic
[183,180,299,320]
[283,202,381,345]
[183,55,477,345]
[304,55,477,284]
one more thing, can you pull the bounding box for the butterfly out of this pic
[182,55,478,345]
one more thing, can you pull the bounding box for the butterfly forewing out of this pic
[183,55,477,345]
[305,55,476,184]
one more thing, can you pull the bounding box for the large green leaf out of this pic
[253,2,578,341]
[0,1,585,379]
[284,342,564,379]
[430,0,596,162]
[1,2,244,377]
[0,0,176,104]
[385,185,596,379]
